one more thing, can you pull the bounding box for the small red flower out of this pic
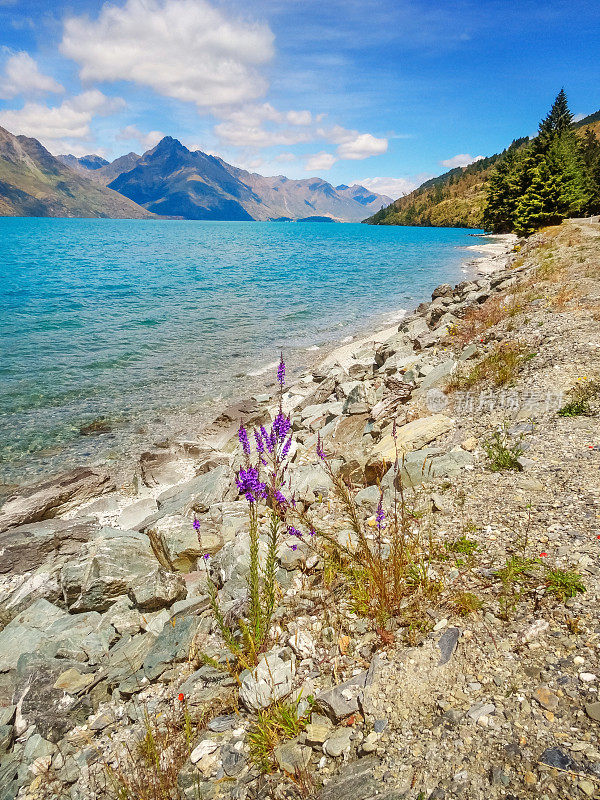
[178,693,185,702]
[596,535,600,540]
[539,552,548,558]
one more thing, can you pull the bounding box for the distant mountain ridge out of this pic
[365,110,600,229]
[59,137,392,222]
[0,126,154,219]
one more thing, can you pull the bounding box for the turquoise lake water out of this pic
[0,218,481,486]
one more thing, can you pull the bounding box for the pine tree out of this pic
[482,150,518,232]
[580,128,600,214]
[538,88,573,141]
[513,152,565,236]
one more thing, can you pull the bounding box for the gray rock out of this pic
[207,714,238,733]
[156,465,234,517]
[0,724,12,755]
[0,468,114,533]
[316,670,370,722]
[540,747,581,772]
[60,527,163,612]
[274,740,311,773]
[239,651,295,711]
[0,599,93,672]
[221,744,246,777]
[150,513,223,572]
[117,498,158,530]
[12,653,94,742]
[105,631,158,685]
[467,701,496,722]
[416,359,457,393]
[143,614,200,681]
[438,627,461,665]
[318,757,382,800]
[585,701,600,722]
[0,517,98,576]
[129,568,187,612]
[23,733,56,764]
[324,727,353,757]
[138,450,193,488]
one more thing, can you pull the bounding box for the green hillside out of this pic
[0,127,154,219]
[365,108,600,230]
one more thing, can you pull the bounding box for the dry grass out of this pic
[448,340,534,391]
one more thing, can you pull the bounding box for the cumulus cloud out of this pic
[0,50,64,99]
[440,153,484,169]
[337,132,388,160]
[214,103,314,148]
[60,0,274,108]
[319,124,388,160]
[275,152,296,162]
[304,151,337,172]
[117,125,165,151]
[0,90,124,151]
[359,174,433,199]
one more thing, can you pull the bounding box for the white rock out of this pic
[190,739,220,764]
[287,630,316,659]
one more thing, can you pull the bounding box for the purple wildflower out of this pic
[376,497,385,529]
[281,434,292,460]
[193,519,201,531]
[202,553,210,561]
[309,528,315,537]
[290,543,298,551]
[254,428,265,454]
[277,354,286,387]
[261,425,274,454]
[236,467,267,503]
[272,411,291,441]
[287,525,302,538]
[316,433,326,461]
[238,424,250,456]
[274,490,287,507]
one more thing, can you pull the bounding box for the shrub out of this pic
[558,377,599,417]
[483,425,524,471]
[451,341,535,390]
[247,697,313,774]
[545,568,586,602]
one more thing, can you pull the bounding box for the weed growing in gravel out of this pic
[102,696,216,800]
[494,555,538,620]
[293,424,439,628]
[483,425,524,471]
[557,377,599,417]
[450,341,535,390]
[247,697,313,774]
[450,591,483,616]
[544,568,586,602]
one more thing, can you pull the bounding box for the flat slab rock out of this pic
[0,517,98,576]
[0,467,114,533]
[316,660,377,722]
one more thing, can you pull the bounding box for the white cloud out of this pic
[214,103,314,148]
[318,124,388,160]
[286,110,312,126]
[572,112,586,123]
[117,125,165,151]
[440,153,484,169]
[304,151,337,172]
[0,50,64,99]
[337,132,388,160]
[61,0,274,109]
[360,174,433,199]
[0,90,124,152]
[275,152,296,163]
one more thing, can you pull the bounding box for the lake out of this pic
[0,218,480,485]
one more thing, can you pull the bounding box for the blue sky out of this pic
[0,0,598,197]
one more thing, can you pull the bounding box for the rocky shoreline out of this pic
[1,219,599,799]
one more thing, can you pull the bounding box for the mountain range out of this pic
[58,137,391,222]
[0,126,153,219]
[365,110,600,229]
